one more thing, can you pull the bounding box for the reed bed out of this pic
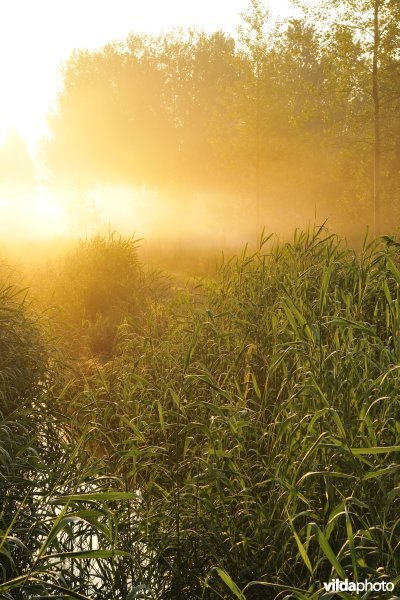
[1,228,400,598]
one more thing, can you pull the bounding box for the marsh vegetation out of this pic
[1,0,400,597]
[1,228,400,598]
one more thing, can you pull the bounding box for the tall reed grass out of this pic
[2,228,400,598]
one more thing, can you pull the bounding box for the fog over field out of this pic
[1,0,397,263]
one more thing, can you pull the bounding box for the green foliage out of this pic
[48,227,399,598]
[0,403,137,598]
[0,272,47,414]
[42,233,148,359]
[3,228,400,597]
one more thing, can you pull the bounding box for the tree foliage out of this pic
[44,3,400,232]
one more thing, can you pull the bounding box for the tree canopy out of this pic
[43,3,400,233]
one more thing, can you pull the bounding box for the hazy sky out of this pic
[0,0,296,151]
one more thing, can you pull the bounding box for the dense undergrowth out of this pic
[1,228,400,599]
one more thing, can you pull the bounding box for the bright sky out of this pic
[0,0,296,153]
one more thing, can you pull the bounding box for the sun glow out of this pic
[0,0,294,151]
[0,186,69,240]
[0,0,296,242]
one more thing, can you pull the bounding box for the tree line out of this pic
[44,0,400,235]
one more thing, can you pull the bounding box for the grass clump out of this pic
[36,233,164,360]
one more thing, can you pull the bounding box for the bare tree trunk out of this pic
[372,0,382,235]
[255,61,261,244]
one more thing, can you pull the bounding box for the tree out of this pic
[159,30,241,188]
[42,15,399,238]
[45,40,170,187]
[299,0,400,234]
[238,0,270,236]
[45,31,240,191]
